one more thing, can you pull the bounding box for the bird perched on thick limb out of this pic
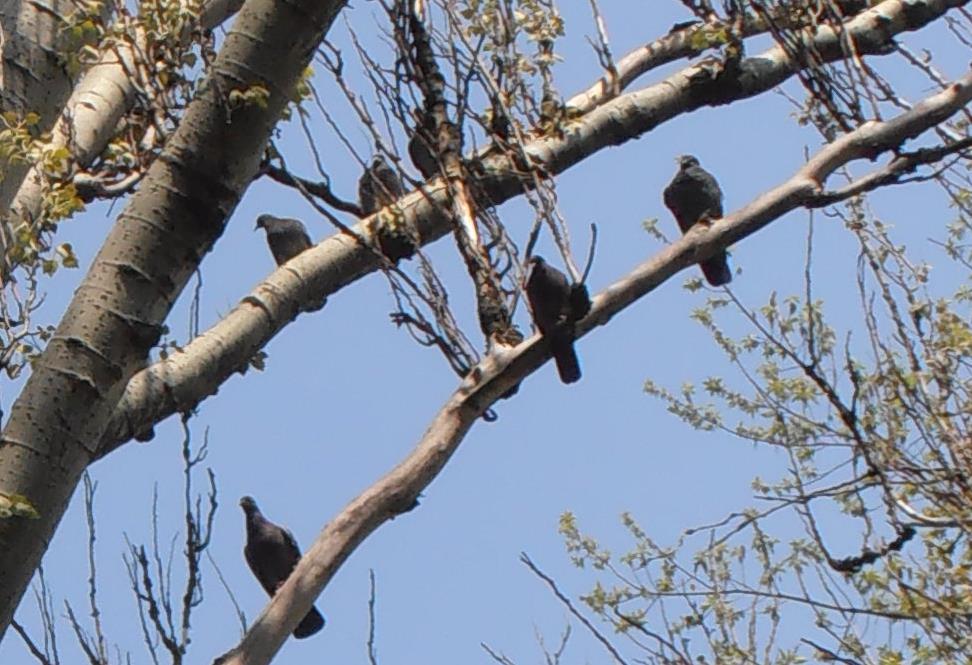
[525,256,590,384]
[662,154,732,286]
[255,214,313,266]
[358,155,404,215]
[239,496,325,639]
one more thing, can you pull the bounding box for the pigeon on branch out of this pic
[255,214,313,266]
[662,154,732,286]
[239,496,325,639]
[358,155,404,215]
[525,256,590,384]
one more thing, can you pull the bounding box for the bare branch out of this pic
[367,570,379,665]
[82,474,108,664]
[800,638,864,665]
[11,619,54,665]
[206,551,248,637]
[520,553,630,665]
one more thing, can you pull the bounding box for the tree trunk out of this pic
[3,0,242,277]
[0,0,76,210]
[0,0,348,638]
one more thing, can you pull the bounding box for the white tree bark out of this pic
[0,0,349,638]
[0,0,76,210]
[2,0,243,273]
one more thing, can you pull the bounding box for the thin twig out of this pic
[519,553,630,665]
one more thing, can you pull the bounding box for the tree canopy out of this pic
[2,1,972,664]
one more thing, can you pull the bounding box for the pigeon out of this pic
[408,111,438,180]
[525,256,589,384]
[255,214,312,266]
[662,155,732,286]
[239,496,325,639]
[358,155,404,215]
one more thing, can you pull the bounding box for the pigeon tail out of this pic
[549,328,581,384]
[701,253,732,287]
[568,283,592,320]
[294,606,326,639]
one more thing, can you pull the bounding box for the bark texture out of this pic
[0,0,76,210]
[0,0,348,638]
[3,0,242,274]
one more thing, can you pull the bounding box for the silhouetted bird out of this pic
[408,111,438,180]
[662,155,732,286]
[240,496,325,639]
[358,155,404,215]
[488,95,511,143]
[255,214,312,266]
[525,256,588,384]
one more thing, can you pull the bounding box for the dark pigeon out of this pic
[488,95,511,143]
[408,111,438,180]
[240,496,325,639]
[662,155,732,286]
[255,214,312,266]
[525,256,589,384]
[358,155,404,215]
[408,134,436,180]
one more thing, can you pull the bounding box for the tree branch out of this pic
[0,0,351,639]
[520,553,630,665]
[565,0,872,114]
[98,0,970,457]
[212,63,972,664]
[2,0,244,277]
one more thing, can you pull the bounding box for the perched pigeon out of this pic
[525,256,589,384]
[358,155,404,215]
[662,155,732,286]
[408,111,438,180]
[240,496,325,639]
[255,214,312,266]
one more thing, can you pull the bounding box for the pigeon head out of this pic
[239,496,259,514]
[676,154,700,170]
[528,255,546,268]
[254,214,274,231]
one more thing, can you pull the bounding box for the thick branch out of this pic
[215,66,972,664]
[565,2,871,114]
[0,0,350,638]
[0,0,77,211]
[99,0,968,455]
[2,0,243,276]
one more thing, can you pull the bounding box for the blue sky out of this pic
[2,2,969,663]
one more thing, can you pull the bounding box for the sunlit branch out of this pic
[213,65,972,664]
[97,0,967,457]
